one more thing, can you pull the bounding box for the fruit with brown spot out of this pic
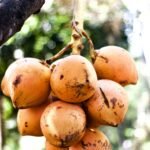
[83,88,103,128]
[69,128,111,150]
[83,79,128,127]
[1,58,51,108]
[50,55,97,103]
[17,100,51,136]
[93,46,138,86]
[41,101,86,147]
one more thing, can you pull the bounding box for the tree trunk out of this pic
[0,0,45,45]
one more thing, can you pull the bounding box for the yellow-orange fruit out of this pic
[46,140,69,150]
[83,79,128,127]
[50,55,97,103]
[41,101,86,147]
[83,88,103,128]
[1,58,50,108]
[93,46,138,85]
[17,100,51,136]
[69,128,111,150]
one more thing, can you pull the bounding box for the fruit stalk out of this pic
[46,0,95,63]
[46,43,72,64]
[82,31,96,62]
[71,0,86,55]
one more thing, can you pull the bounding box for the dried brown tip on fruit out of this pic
[41,101,86,147]
[93,46,138,86]
[50,55,97,103]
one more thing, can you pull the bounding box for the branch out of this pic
[0,0,45,45]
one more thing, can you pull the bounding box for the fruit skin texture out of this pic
[84,88,103,128]
[1,58,50,108]
[46,140,69,150]
[93,46,138,86]
[41,100,86,148]
[17,100,50,136]
[50,55,97,103]
[69,128,111,150]
[83,79,128,127]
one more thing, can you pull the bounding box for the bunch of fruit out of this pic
[1,45,138,150]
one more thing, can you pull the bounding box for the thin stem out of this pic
[46,43,72,64]
[71,0,86,55]
[82,30,97,62]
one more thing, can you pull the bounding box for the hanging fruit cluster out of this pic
[1,45,138,150]
[1,0,138,149]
